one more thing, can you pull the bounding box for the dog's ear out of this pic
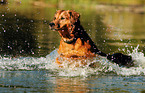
[56,10,65,15]
[68,10,80,22]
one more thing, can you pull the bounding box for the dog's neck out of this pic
[59,24,91,44]
[58,24,79,44]
[59,24,107,57]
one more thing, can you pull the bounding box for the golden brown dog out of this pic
[49,10,133,67]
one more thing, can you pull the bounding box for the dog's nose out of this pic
[49,23,55,27]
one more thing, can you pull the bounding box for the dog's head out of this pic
[49,10,80,40]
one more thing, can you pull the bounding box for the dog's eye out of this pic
[61,17,65,20]
[54,17,56,20]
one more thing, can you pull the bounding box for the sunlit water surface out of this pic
[0,1,145,92]
[0,47,145,92]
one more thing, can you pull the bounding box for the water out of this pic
[0,0,145,92]
[0,47,145,92]
[0,46,145,76]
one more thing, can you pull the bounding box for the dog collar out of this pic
[62,37,77,44]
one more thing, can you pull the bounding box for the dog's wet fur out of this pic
[49,10,134,67]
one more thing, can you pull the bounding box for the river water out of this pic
[0,0,145,92]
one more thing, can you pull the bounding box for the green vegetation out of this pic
[95,0,145,6]
[31,0,145,6]
[7,0,145,8]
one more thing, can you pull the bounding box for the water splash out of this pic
[0,46,145,77]
[130,45,145,67]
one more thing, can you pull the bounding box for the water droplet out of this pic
[125,45,128,47]
[31,20,33,22]
[17,19,19,21]
[32,52,34,54]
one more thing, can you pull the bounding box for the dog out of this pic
[49,10,134,67]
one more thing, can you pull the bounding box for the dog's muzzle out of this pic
[49,22,55,27]
[49,22,60,30]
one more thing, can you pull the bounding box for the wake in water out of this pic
[0,45,145,77]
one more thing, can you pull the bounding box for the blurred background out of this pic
[0,0,145,57]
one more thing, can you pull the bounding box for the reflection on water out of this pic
[0,71,145,93]
[0,13,36,56]
[0,6,58,57]
[0,1,145,93]
[103,12,145,54]
[0,0,7,5]
[0,71,55,92]
[54,77,90,92]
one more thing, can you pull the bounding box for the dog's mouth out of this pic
[49,26,59,31]
[49,27,58,31]
[62,37,77,44]
[49,22,77,44]
[49,22,59,31]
